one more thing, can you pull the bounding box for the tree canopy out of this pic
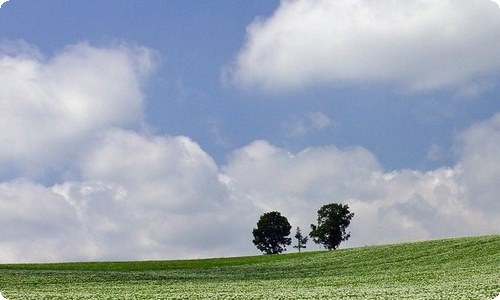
[310,203,354,250]
[252,211,292,254]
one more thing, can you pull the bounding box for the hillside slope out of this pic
[0,235,499,299]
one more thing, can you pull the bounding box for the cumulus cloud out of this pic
[0,41,155,179]
[79,129,232,216]
[0,0,8,9]
[456,113,500,214]
[0,40,498,262]
[0,179,83,262]
[227,0,500,92]
[1,113,499,262]
[0,40,252,262]
[52,129,249,261]
[222,133,500,248]
[0,128,252,262]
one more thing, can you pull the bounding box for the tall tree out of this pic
[310,203,354,250]
[293,226,308,253]
[252,211,292,254]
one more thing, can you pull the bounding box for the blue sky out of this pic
[0,0,499,262]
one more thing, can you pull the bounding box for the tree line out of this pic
[252,203,354,254]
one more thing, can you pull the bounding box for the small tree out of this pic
[310,203,354,250]
[293,226,308,253]
[252,211,292,254]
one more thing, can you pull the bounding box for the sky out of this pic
[0,0,499,263]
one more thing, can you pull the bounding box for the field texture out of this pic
[0,235,499,299]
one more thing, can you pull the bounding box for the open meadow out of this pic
[0,235,499,299]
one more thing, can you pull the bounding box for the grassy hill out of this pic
[0,235,499,299]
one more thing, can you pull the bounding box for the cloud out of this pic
[0,40,498,262]
[456,113,500,214]
[0,40,253,262]
[227,0,500,92]
[0,128,251,262]
[0,179,83,262]
[79,129,227,213]
[223,126,500,247]
[426,143,445,162]
[226,144,500,246]
[283,111,333,137]
[53,129,249,261]
[0,0,8,9]
[1,113,499,262]
[0,41,155,179]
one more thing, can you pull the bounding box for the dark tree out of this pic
[293,226,308,253]
[252,211,292,254]
[310,203,354,250]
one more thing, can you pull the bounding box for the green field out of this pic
[0,235,499,299]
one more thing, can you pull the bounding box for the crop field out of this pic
[0,235,499,299]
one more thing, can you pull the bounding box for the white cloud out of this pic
[0,179,84,262]
[1,113,499,262]
[228,0,500,92]
[0,40,253,262]
[0,41,155,179]
[283,111,333,137]
[79,129,227,213]
[53,129,249,260]
[456,113,500,214]
[0,40,498,262]
[0,128,251,262]
[0,0,8,9]
[226,112,500,247]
